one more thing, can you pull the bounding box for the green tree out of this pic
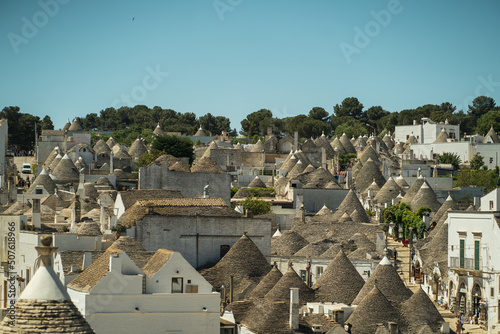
[381,202,426,240]
[151,135,194,163]
[470,153,485,170]
[454,168,500,192]
[199,113,231,135]
[40,115,54,130]
[308,107,329,122]
[333,97,364,119]
[438,152,462,171]
[240,109,273,137]
[476,109,500,135]
[241,197,272,215]
[111,124,154,147]
[468,96,496,120]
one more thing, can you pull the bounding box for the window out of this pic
[171,277,183,293]
[316,266,324,277]
[490,201,494,210]
[491,287,495,298]
[299,270,307,282]
[459,239,465,269]
[474,240,480,271]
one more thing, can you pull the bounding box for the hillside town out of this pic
[0,107,498,334]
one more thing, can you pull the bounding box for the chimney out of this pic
[82,251,92,270]
[413,119,417,125]
[294,132,298,152]
[32,198,41,229]
[382,158,386,178]
[75,144,79,160]
[267,127,272,136]
[299,204,305,223]
[36,235,58,267]
[306,260,312,287]
[289,288,299,330]
[474,196,481,209]
[109,253,121,273]
[72,195,81,223]
[110,150,114,175]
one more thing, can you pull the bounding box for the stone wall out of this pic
[135,215,271,268]
[139,163,231,204]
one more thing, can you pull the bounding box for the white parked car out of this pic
[21,163,31,174]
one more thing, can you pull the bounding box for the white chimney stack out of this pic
[290,288,299,330]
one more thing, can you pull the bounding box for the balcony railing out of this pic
[450,257,481,271]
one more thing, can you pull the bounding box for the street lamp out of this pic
[381,221,395,255]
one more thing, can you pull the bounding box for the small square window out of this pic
[492,287,495,298]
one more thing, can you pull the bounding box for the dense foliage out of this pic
[240,197,272,216]
[438,152,462,171]
[0,106,54,151]
[3,95,500,152]
[381,202,427,240]
[454,167,500,192]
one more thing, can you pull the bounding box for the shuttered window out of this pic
[475,240,480,271]
[459,239,465,269]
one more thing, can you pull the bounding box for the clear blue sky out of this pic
[1,0,499,131]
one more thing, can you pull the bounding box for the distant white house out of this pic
[394,118,460,144]
[67,247,220,334]
[447,188,500,332]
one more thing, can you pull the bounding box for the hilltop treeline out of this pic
[2,95,499,151]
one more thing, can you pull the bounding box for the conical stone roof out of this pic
[63,120,71,131]
[302,164,316,174]
[406,134,418,144]
[247,265,283,299]
[128,138,148,159]
[313,250,364,304]
[93,139,111,155]
[191,157,225,174]
[0,235,95,333]
[83,183,99,200]
[264,265,314,304]
[106,137,117,149]
[250,139,265,152]
[330,137,347,154]
[201,234,272,295]
[400,287,444,333]
[49,153,62,171]
[383,134,394,149]
[28,167,56,194]
[280,154,297,171]
[362,179,380,199]
[68,118,83,131]
[374,177,404,204]
[315,204,331,216]
[359,145,381,166]
[300,139,319,153]
[352,256,412,306]
[340,133,356,154]
[432,194,457,224]
[233,187,252,199]
[434,128,449,143]
[395,174,409,189]
[44,147,60,169]
[332,190,370,224]
[339,212,353,223]
[52,154,79,184]
[394,141,405,154]
[351,160,363,177]
[153,124,165,136]
[286,160,306,179]
[410,182,440,212]
[194,127,207,136]
[347,286,401,334]
[401,175,425,204]
[248,176,267,188]
[483,126,500,143]
[271,230,308,257]
[354,158,385,192]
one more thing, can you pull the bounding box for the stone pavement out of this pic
[386,237,487,333]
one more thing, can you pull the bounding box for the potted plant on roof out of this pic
[115,224,125,239]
